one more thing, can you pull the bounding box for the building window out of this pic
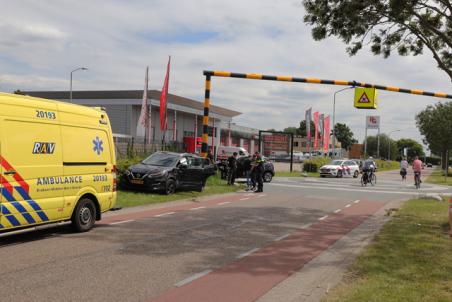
[293,141,299,147]
[207,126,217,137]
[184,131,195,137]
[302,142,306,147]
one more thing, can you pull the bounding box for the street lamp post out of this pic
[70,67,88,102]
[332,86,354,158]
[387,129,401,160]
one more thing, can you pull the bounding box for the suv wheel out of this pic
[263,171,273,182]
[165,179,176,195]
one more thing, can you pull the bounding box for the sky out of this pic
[0,0,451,148]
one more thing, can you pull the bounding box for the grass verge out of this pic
[426,167,452,186]
[375,160,400,172]
[276,171,319,177]
[117,174,243,208]
[324,198,452,302]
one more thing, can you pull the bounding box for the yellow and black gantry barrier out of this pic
[200,70,452,157]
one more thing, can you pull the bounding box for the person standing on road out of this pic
[227,152,238,185]
[400,158,408,180]
[255,152,264,193]
[412,155,423,185]
[242,155,253,190]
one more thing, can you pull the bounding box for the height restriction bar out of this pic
[200,70,452,157]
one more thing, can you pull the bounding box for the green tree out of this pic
[333,123,358,150]
[299,120,315,138]
[303,0,452,80]
[365,134,397,159]
[396,138,425,161]
[416,102,452,168]
[283,126,301,135]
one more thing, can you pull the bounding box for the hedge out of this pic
[303,157,331,172]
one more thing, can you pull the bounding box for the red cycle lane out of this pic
[149,200,384,302]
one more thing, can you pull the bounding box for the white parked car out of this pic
[320,160,360,178]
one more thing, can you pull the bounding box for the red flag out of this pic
[324,115,330,153]
[313,112,319,149]
[160,56,171,130]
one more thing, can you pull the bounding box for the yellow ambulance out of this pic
[0,92,117,235]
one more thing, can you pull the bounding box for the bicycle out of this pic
[360,170,376,186]
[400,168,407,180]
[414,171,421,189]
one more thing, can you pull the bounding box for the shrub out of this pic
[303,157,331,172]
[375,159,399,171]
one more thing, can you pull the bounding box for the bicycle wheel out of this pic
[371,173,377,185]
[360,175,366,186]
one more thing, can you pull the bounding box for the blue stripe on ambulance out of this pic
[14,186,49,222]
[1,205,21,227]
[0,223,4,229]
[2,189,37,224]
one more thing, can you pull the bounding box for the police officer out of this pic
[254,152,264,193]
[227,152,238,185]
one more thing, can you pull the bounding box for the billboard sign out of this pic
[366,115,380,129]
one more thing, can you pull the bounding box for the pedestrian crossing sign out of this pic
[354,88,378,109]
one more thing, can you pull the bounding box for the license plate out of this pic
[131,179,144,185]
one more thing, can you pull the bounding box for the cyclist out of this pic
[362,157,377,183]
[412,155,423,187]
[400,158,408,180]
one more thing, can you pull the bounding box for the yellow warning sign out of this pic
[354,88,378,109]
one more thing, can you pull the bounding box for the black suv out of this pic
[218,156,275,182]
[121,152,216,194]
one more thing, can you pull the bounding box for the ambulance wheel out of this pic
[72,198,96,232]
[353,170,359,178]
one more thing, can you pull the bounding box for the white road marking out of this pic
[354,200,360,204]
[268,183,447,195]
[334,209,341,213]
[319,215,328,221]
[190,207,206,211]
[257,194,267,198]
[218,202,231,205]
[273,234,290,242]
[175,269,212,287]
[109,219,134,225]
[236,248,259,259]
[239,197,250,201]
[345,204,351,208]
[154,212,175,217]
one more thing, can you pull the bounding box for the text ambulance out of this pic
[0,92,117,235]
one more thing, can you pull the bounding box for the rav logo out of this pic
[33,142,56,154]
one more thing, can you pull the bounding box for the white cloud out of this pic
[0,0,450,147]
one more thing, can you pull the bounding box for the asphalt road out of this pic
[0,168,450,302]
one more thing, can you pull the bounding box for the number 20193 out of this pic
[36,110,56,119]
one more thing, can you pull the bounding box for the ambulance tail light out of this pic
[112,165,117,192]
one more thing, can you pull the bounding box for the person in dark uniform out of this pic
[242,155,253,190]
[206,149,214,162]
[227,152,238,185]
[255,152,264,193]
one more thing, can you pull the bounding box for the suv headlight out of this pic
[125,170,131,176]
[149,170,167,177]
